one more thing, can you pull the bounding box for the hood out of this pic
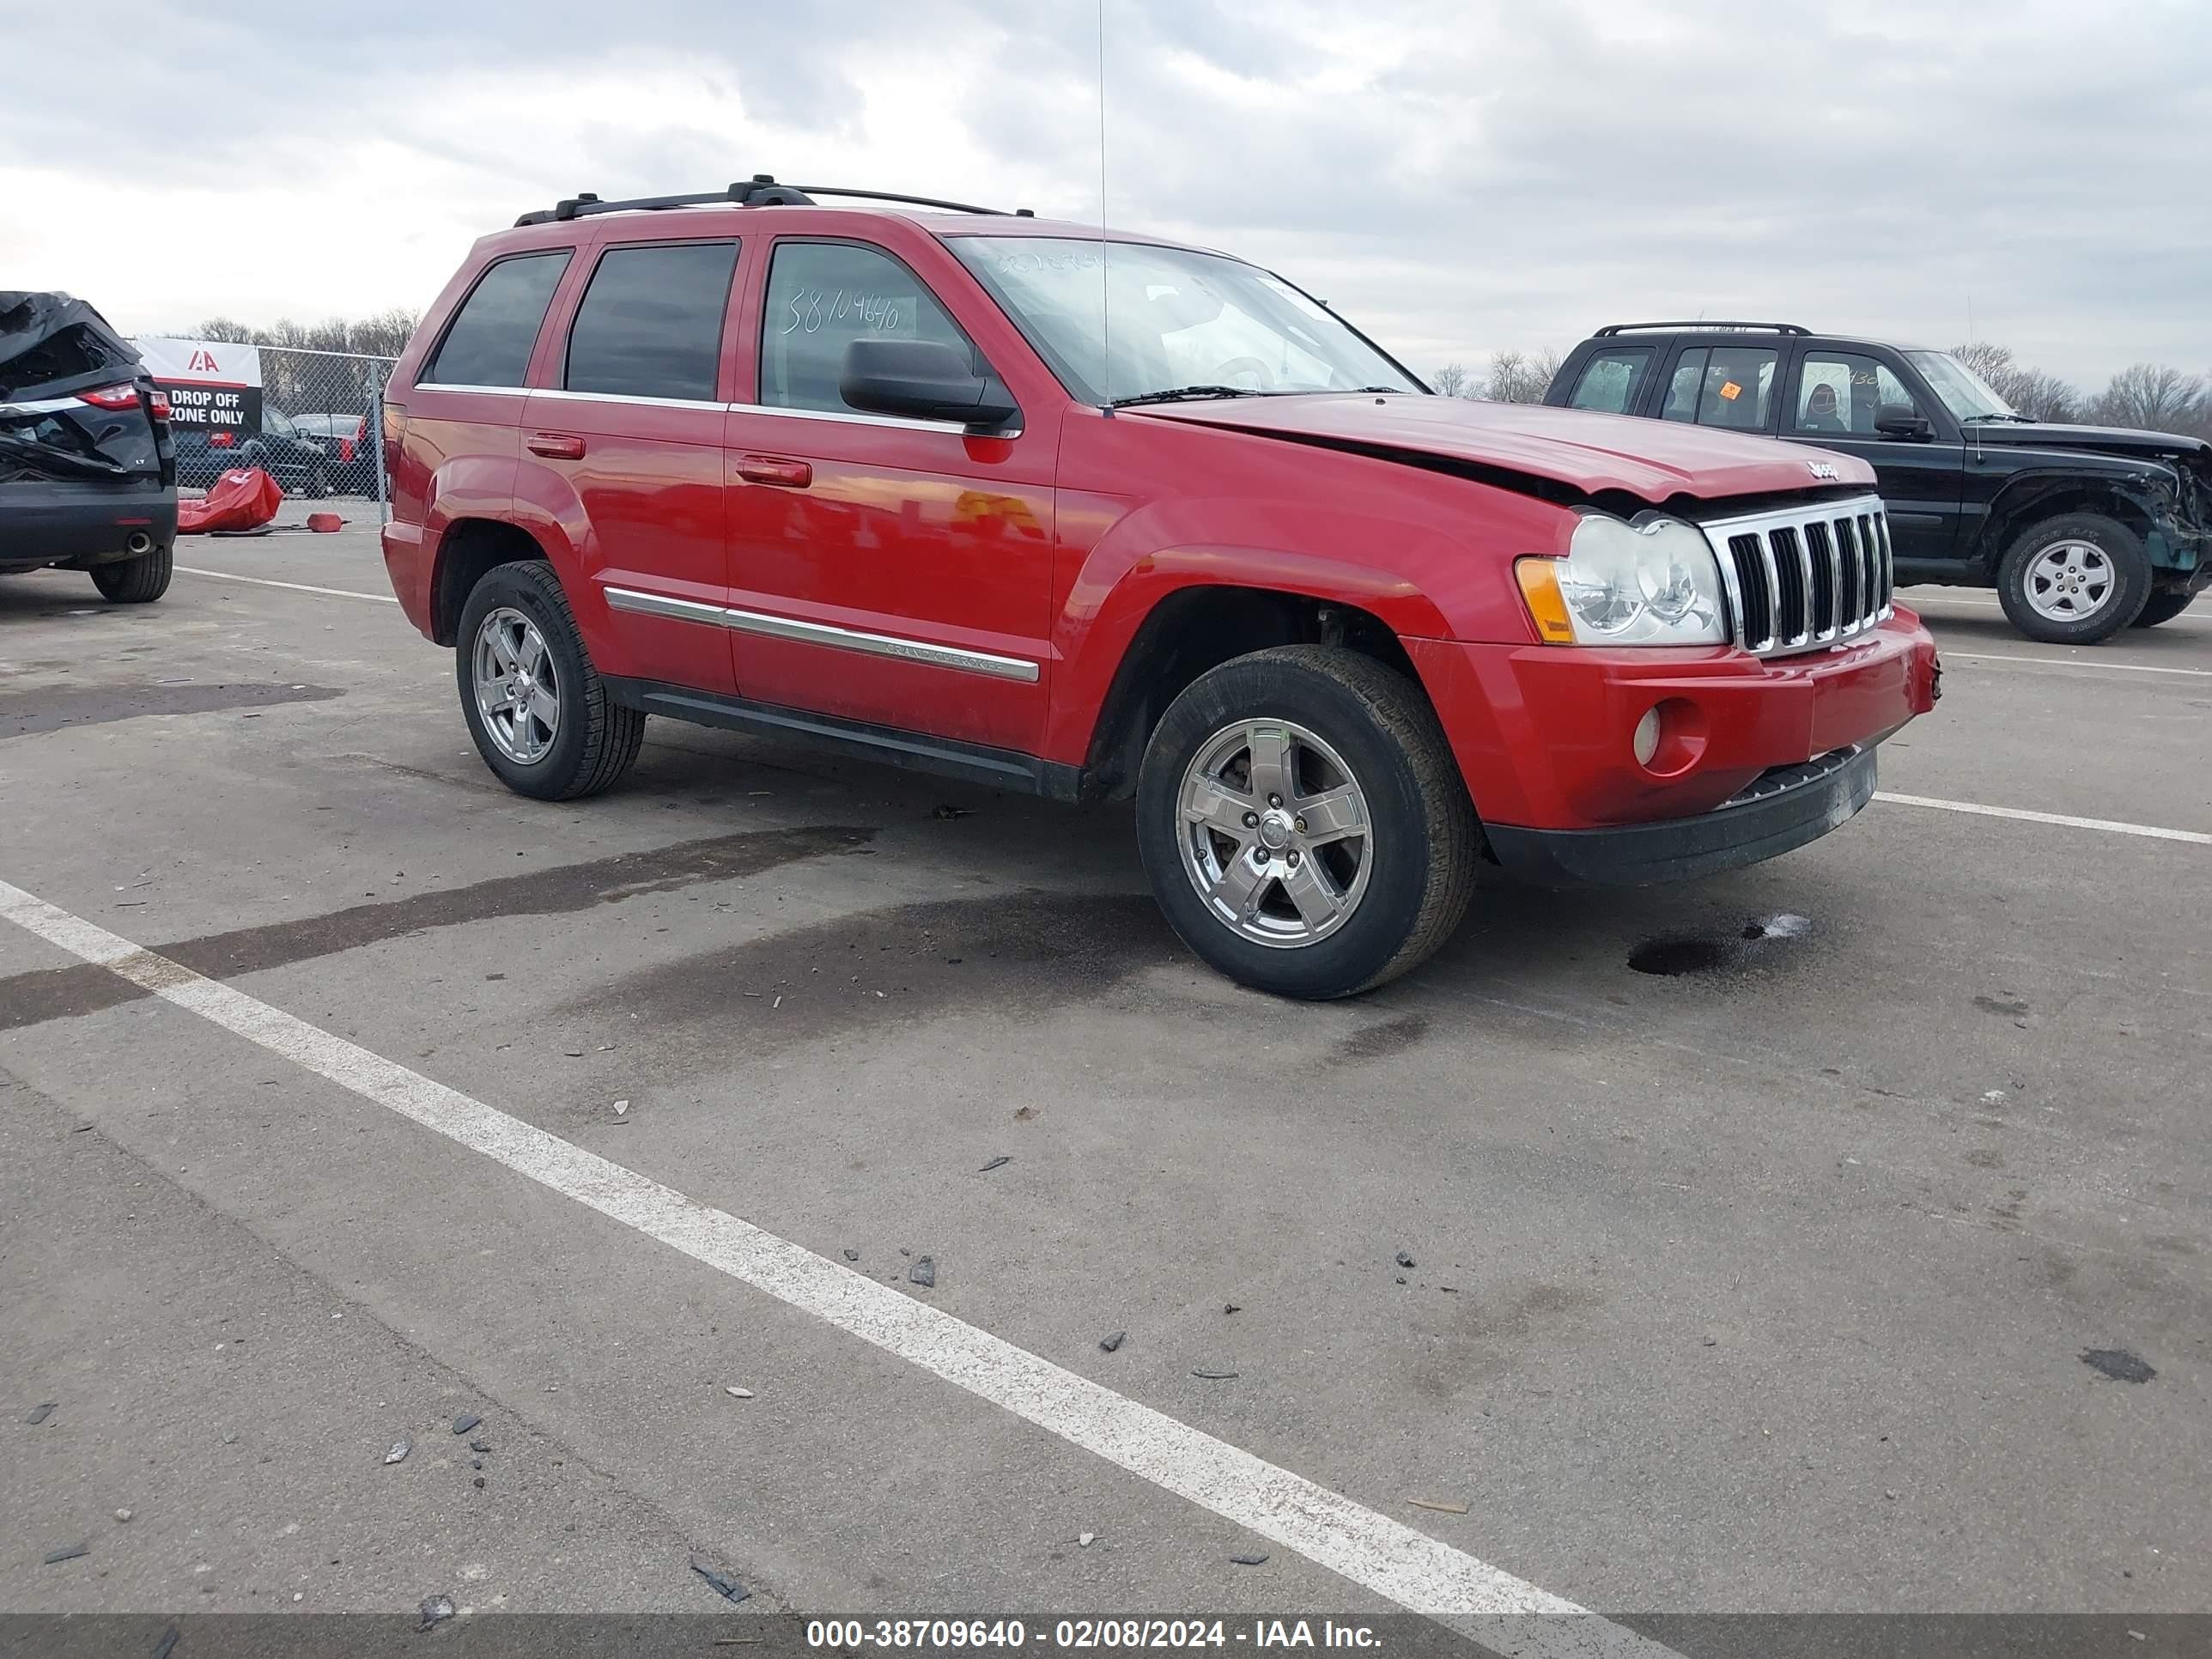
[1962,419,2212,471]
[1123,392,1875,504]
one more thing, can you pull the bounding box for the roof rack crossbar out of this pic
[1594,320,1810,337]
[514,174,1031,228]
[793,185,1018,216]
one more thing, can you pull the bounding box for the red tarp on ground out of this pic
[177,467,282,534]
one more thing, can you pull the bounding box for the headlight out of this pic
[1516,512,1728,646]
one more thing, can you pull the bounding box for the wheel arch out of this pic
[1976,471,2168,573]
[1073,577,1438,801]
[429,519,553,646]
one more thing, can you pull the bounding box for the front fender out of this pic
[1042,486,1568,769]
[1979,461,2197,571]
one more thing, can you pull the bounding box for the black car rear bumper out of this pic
[1484,744,1878,886]
[1,479,178,572]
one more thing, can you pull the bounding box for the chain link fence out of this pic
[135,338,394,523]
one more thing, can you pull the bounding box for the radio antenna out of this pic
[1097,0,1112,412]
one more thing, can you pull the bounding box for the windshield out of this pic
[949,236,1418,405]
[1907,351,2021,422]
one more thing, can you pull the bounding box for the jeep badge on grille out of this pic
[1808,461,1840,480]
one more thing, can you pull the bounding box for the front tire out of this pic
[1135,646,1478,999]
[455,561,643,800]
[1995,513,2150,644]
[2131,590,2197,629]
[90,543,173,604]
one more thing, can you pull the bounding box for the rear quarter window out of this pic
[423,252,572,388]
[1566,347,1652,414]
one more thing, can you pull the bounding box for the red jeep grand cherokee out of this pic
[380,177,1939,999]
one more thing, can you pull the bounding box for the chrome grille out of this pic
[1701,494,1893,656]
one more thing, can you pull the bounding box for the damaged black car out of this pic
[2,290,177,602]
[1545,323,2212,645]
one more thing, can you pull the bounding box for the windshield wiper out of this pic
[1962,412,2034,423]
[1108,385,1264,408]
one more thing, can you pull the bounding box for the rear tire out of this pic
[455,561,643,800]
[2131,590,2196,629]
[90,543,173,604]
[1135,645,1478,999]
[1995,513,2150,645]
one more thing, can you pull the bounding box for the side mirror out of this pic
[840,338,1018,430]
[1875,403,1932,440]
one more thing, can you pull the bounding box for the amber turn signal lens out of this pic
[1515,557,1577,644]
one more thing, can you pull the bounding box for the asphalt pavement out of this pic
[2,525,2205,1632]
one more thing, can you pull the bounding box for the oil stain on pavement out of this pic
[557,889,1177,1055]
[0,824,873,1031]
[1627,913,1814,977]
[0,680,343,739]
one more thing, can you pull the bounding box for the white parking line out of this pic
[177,566,399,604]
[1875,792,2212,844]
[0,876,1671,1657]
[1905,592,2211,625]
[1937,649,2212,678]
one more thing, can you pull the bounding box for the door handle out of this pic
[527,432,586,459]
[738,454,812,489]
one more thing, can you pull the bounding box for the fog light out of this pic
[1632,706,1662,768]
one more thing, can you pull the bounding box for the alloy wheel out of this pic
[1176,718,1374,948]
[2025,539,2116,623]
[471,606,561,764]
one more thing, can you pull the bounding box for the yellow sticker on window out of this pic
[1719,380,1742,401]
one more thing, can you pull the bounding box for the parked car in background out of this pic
[380,178,1938,999]
[2,290,177,602]
[1544,322,2211,643]
[173,404,333,496]
[291,412,377,493]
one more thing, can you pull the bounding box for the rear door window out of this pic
[1661,344,1778,429]
[1662,349,1708,422]
[758,240,976,415]
[564,240,740,402]
[423,252,571,388]
[1566,346,1652,414]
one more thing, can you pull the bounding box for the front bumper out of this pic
[0,479,179,571]
[1407,609,1936,830]
[1485,744,1877,884]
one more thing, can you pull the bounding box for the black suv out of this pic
[1545,322,2210,644]
[2,291,177,602]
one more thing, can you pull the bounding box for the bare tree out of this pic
[1431,362,1470,398]
[1950,340,2014,385]
[1483,350,1541,404]
[2006,369,2082,423]
[346,308,422,358]
[1532,347,1565,394]
[187,315,260,344]
[1948,340,2082,423]
[2088,362,2207,433]
[181,312,420,356]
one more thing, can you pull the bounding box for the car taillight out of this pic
[339,437,356,463]
[148,390,172,421]
[210,430,235,448]
[76,384,141,410]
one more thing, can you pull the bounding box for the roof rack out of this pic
[514,174,1034,228]
[1594,320,1809,337]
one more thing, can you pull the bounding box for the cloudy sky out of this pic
[4,0,2207,392]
